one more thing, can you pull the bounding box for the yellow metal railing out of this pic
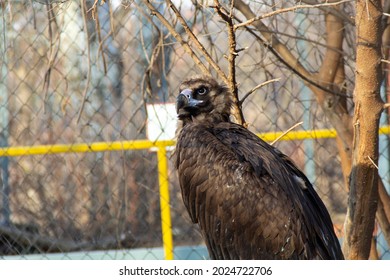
[0,126,389,260]
[156,146,174,260]
[0,139,175,157]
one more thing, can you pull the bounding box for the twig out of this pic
[213,0,244,124]
[142,0,210,77]
[133,1,160,65]
[145,39,163,98]
[365,0,371,20]
[381,59,390,64]
[201,6,219,63]
[367,156,379,170]
[383,102,390,109]
[93,4,108,75]
[239,78,281,106]
[140,26,150,64]
[235,0,352,29]
[108,0,115,40]
[5,0,12,22]
[77,0,92,123]
[87,1,109,75]
[87,0,99,15]
[270,121,304,145]
[300,0,354,25]
[164,0,229,85]
[28,0,37,29]
[43,2,61,113]
[97,31,112,75]
[231,7,349,98]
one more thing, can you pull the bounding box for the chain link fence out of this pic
[0,0,389,259]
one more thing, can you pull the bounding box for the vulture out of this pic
[174,76,344,260]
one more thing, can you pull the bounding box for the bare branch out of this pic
[132,0,160,65]
[213,1,236,82]
[235,0,353,29]
[108,0,115,39]
[383,102,390,109]
[77,0,92,123]
[87,0,99,15]
[164,0,229,85]
[213,0,244,124]
[93,5,108,75]
[239,78,281,106]
[142,0,210,77]
[231,7,347,99]
[300,0,354,25]
[381,59,390,64]
[270,122,304,146]
[367,156,379,169]
[42,3,62,114]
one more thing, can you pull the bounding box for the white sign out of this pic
[146,103,178,144]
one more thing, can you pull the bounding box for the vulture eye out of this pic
[196,87,208,95]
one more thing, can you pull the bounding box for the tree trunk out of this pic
[343,0,384,259]
[233,1,354,182]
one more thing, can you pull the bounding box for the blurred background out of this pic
[0,0,388,259]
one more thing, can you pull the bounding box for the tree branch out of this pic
[164,0,229,85]
[77,0,92,123]
[239,78,280,106]
[301,0,354,25]
[142,1,211,77]
[270,122,304,146]
[343,0,384,259]
[235,0,353,29]
[233,1,349,97]
[213,0,244,125]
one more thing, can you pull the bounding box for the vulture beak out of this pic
[176,88,204,113]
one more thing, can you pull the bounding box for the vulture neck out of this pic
[182,112,230,126]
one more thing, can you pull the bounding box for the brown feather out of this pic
[174,76,344,260]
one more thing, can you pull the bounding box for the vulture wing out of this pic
[175,120,343,260]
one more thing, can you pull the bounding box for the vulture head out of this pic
[176,76,232,123]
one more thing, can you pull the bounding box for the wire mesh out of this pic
[0,0,389,259]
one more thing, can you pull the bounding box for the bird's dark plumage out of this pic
[174,76,344,260]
